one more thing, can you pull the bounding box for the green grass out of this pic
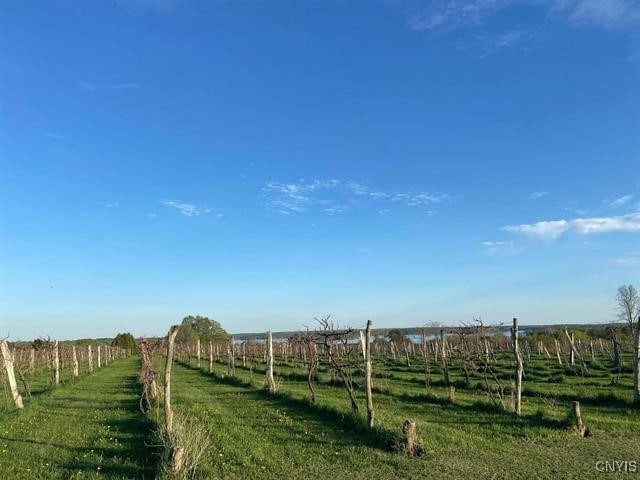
[166,352,640,479]
[1,351,638,479]
[0,357,154,479]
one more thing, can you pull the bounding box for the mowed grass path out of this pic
[168,361,422,480]
[0,357,153,480]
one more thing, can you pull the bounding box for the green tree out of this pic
[387,329,407,344]
[178,315,230,344]
[111,332,139,354]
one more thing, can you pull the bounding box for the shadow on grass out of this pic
[391,391,573,431]
[177,361,404,452]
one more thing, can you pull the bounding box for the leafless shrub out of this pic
[314,315,360,412]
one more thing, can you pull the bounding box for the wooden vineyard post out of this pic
[571,401,587,437]
[564,328,589,375]
[554,339,563,366]
[265,331,277,393]
[569,332,575,366]
[88,345,93,372]
[164,325,180,434]
[29,347,35,373]
[440,329,450,387]
[0,340,24,409]
[512,318,523,416]
[209,341,213,373]
[97,345,101,369]
[242,342,246,368]
[228,337,235,376]
[72,345,79,377]
[53,340,60,385]
[364,320,374,428]
[402,419,417,456]
[197,338,201,369]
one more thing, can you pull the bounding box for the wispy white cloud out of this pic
[406,0,640,57]
[44,132,64,140]
[503,219,569,241]
[607,194,633,208]
[147,212,158,218]
[263,179,450,215]
[481,240,519,255]
[410,0,640,33]
[112,83,141,89]
[529,191,549,200]
[571,213,640,234]
[79,82,142,91]
[550,0,640,29]
[564,205,588,216]
[99,202,120,208]
[410,0,511,32]
[161,200,212,217]
[503,212,640,241]
[610,252,640,266]
[457,28,535,57]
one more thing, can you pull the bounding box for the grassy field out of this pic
[0,357,154,479]
[1,351,638,479]
[164,352,640,479]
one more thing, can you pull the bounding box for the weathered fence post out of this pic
[564,328,588,375]
[29,347,35,373]
[53,340,60,385]
[242,342,247,368]
[265,331,277,393]
[88,345,93,372]
[72,345,79,377]
[164,325,180,434]
[364,320,374,428]
[571,401,587,436]
[97,345,101,369]
[228,337,235,376]
[402,419,417,456]
[0,340,24,409]
[554,339,563,366]
[512,318,523,416]
[569,332,575,366]
[440,329,450,387]
[196,338,201,368]
[209,341,213,373]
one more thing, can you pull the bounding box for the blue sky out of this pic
[1,0,639,340]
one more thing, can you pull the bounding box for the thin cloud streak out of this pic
[263,179,450,215]
[503,212,640,241]
[161,200,212,217]
[112,83,141,89]
[410,0,640,33]
[481,240,520,256]
[610,252,640,266]
[79,82,142,91]
[608,194,633,208]
[529,191,549,200]
[44,132,64,140]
